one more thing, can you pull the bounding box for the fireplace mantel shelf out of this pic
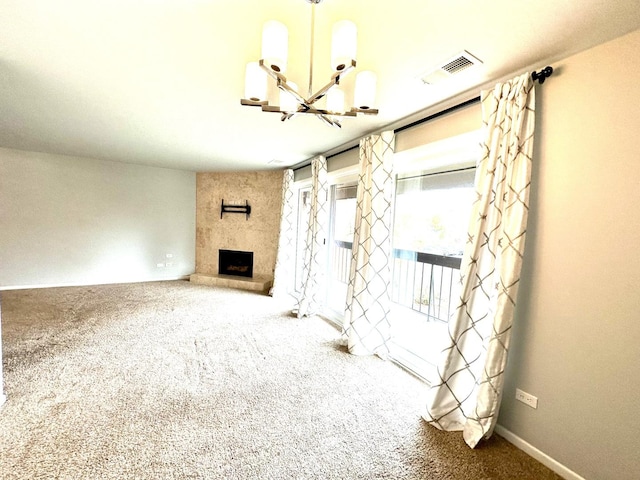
[189,273,272,294]
[220,199,251,220]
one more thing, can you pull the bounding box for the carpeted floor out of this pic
[0,281,562,479]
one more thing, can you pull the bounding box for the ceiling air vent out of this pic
[419,50,483,85]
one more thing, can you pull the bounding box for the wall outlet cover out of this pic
[515,388,538,409]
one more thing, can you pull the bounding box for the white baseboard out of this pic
[0,393,6,408]
[495,425,586,480]
[0,275,191,291]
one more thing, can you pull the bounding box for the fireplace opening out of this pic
[219,249,253,278]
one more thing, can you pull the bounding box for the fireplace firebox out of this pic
[218,249,253,278]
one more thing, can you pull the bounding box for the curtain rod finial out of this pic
[532,66,553,84]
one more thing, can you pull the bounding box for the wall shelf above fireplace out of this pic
[220,199,251,220]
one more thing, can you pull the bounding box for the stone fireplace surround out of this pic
[190,170,281,294]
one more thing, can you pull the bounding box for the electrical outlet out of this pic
[157,263,165,268]
[515,388,538,409]
[166,253,173,258]
[165,262,173,267]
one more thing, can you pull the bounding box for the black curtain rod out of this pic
[395,66,554,137]
[394,96,481,135]
[292,66,554,171]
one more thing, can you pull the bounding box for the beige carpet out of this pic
[0,281,562,479]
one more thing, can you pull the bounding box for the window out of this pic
[326,183,357,320]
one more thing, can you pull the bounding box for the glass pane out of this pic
[390,168,475,381]
[393,169,475,256]
[326,183,357,319]
[294,188,311,293]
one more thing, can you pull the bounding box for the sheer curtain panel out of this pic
[295,156,328,318]
[270,169,295,298]
[342,131,395,356]
[424,73,536,448]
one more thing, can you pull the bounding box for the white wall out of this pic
[0,148,196,288]
[499,29,640,480]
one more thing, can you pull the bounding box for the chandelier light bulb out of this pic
[244,62,267,101]
[330,20,357,71]
[354,70,377,109]
[280,82,299,113]
[262,20,288,73]
[326,87,345,113]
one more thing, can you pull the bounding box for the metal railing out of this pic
[331,240,353,284]
[390,249,461,322]
[330,240,462,322]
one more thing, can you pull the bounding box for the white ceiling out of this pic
[1,0,639,172]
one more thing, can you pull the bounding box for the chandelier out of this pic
[240,0,378,128]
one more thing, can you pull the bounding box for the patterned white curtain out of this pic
[270,169,295,298]
[342,131,395,356]
[295,156,328,318]
[424,73,536,448]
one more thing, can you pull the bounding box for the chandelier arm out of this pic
[259,51,357,112]
[262,105,286,113]
[305,108,355,117]
[349,107,379,115]
[316,114,341,128]
[259,61,313,109]
[305,60,356,105]
[261,105,357,118]
[259,60,289,86]
[277,78,313,109]
[241,98,269,107]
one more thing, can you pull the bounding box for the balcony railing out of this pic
[331,240,353,284]
[330,240,462,322]
[391,249,461,322]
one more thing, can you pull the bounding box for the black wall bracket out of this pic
[221,199,251,220]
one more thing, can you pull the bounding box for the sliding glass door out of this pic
[389,168,476,380]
